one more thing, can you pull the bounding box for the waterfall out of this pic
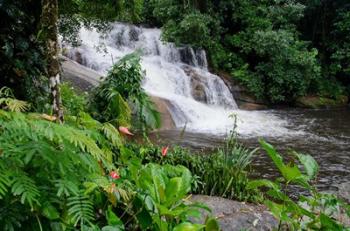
[64,22,299,136]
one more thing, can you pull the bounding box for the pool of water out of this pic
[149,107,350,192]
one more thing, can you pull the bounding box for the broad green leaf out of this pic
[205,217,220,231]
[295,152,319,180]
[106,206,124,229]
[165,177,183,206]
[42,202,60,220]
[173,222,205,231]
[247,179,280,190]
[259,140,304,183]
[320,213,343,231]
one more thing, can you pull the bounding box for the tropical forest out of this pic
[1,0,350,230]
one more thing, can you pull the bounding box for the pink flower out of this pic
[118,126,134,136]
[110,171,120,179]
[161,146,169,157]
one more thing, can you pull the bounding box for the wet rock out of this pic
[149,96,176,130]
[60,56,101,92]
[217,71,268,110]
[295,95,349,109]
[179,47,207,68]
[191,195,278,231]
[183,66,208,103]
[129,26,141,41]
[192,83,208,103]
[239,103,268,110]
[338,183,350,203]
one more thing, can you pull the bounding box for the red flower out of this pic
[118,126,134,136]
[110,171,120,179]
[161,146,169,157]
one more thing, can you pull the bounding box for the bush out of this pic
[89,52,160,132]
[230,29,321,103]
[162,12,219,49]
[0,91,218,230]
[60,83,88,116]
[125,131,262,202]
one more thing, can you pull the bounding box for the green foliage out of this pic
[230,29,321,103]
[0,88,128,230]
[60,83,88,116]
[300,0,350,96]
[89,52,160,131]
[162,11,219,48]
[126,131,261,202]
[0,87,30,112]
[0,0,49,110]
[112,152,219,231]
[248,140,350,230]
[0,92,217,230]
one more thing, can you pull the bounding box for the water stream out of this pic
[63,23,350,192]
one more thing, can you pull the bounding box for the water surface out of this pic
[150,107,350,192]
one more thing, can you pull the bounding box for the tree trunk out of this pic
[41,0,64,122]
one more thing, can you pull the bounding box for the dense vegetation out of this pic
[1,0,350,230]
[136,0,350,104]
[2,0,350,105]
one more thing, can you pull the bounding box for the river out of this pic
[148,107,350,193]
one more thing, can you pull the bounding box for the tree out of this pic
[41,0,64,122]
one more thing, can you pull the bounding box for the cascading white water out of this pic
[64,22,302,136]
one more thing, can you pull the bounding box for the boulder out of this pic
[149,96,176,130]
[295,95,349,109]
[338,183,350,203]
[60,55,102,92]
[216,71,268,110]
[183,66,209,103]
[191,195,278,231]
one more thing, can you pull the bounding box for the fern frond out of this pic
[11,172,40,208]
[107,90,131,127]
[0,87,30,112]
[67,194,95,227]
[0,170,12,199]
[0,98,30,112]
[101,123,123,147]
[54,179,80,197]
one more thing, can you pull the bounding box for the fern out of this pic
[11,172,40,208]
[0,109,120,229]
[101,123,123,147]
[67,193,95,227]
[54,179,80,197]
[0,87,30,112]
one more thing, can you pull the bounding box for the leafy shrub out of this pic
[0,0,49,110]
[114,156,219,230]
[229,29,321,103]
[162,12,220,49]
[0,93,218,230]
[89,52,160,131]
[0,110,119,230]
[248,140,350,230]
[60,83,88,116]
[125,131,262,202]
